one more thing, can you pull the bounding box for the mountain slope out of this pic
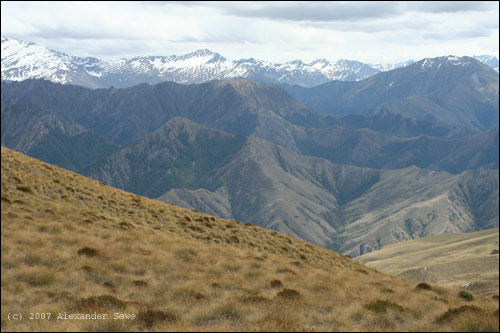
[163,162,499,257]
[283,56,499,131]
[358,227,499,296]
[290,125,499,173]
[0,104,119,171]
[1,79,325,146]
[82,117,247,198]
[81,118,499,256]
[2,146,499,332]
[331,168,499,256]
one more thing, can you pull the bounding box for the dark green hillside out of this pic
[83,117,247,198]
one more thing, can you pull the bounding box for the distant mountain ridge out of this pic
[2,36,498,88]
[283,55,499,131]
[2,79,498,175]
[1,36,378,88]
[1,58,498,256]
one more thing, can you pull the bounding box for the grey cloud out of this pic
[218,1,498,22]
[223,2,404,22]
[406,1,498,14]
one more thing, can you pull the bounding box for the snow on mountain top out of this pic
[474,55,498,62]
[2,36,498,88]
[416,55,481,71]
[186,48,216,57]
[473,55,499,72]
[370,60,415,72]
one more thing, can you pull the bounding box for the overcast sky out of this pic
[1,1,499,64]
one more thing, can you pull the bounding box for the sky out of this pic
[1,1,499,64]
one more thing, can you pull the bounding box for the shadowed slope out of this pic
[80,118,498,256]
[283,56,499,131]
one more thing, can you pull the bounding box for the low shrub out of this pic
[414,282,433,291]
[133,280,148,287]
[270,279,283,288]
[364,300,404,313]
[458,290,474,301]
[436,305,483,323]
[276,289,301,300]
[76,295,125,310]
[137,310,177,328]
[77,247,99,257]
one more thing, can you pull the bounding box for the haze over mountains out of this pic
[2,36,498,89]
[1,37,499,257]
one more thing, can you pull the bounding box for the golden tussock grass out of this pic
[1,146,499,332]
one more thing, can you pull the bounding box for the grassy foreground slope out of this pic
[358,227,499,296]
[1,146,498,332]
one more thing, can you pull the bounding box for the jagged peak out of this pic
[185,48,217,57]
[311,58,329,64]
[236,57,260,64]
[288,59,305,65]
[336,58,366,66]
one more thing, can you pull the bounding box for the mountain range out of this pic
[2,36,498,89]
[1,39,499,257]
[82,117,499,256]
[2,67,498,256]
[282,56,499,131]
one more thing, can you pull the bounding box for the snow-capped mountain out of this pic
[370,60,415,72]
[473,55,499,72]
[2,37,498,89]
[2,37,380,88]
[0,36,122,88]
[371,56,499,72]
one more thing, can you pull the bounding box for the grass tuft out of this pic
[459,290,474,301]
[195,304,242,325]
[275,289,301,300]
[16,186,32,193]
[364,300,405,313]
[414,282,433,291]
[75,295,126,311]
[137,310,178,328]
[77,247,99,257]
[17,270,56,286]
[133,280,148,287]
[436,305,483,324]
[175,248,197,262]
[270,279,283,288]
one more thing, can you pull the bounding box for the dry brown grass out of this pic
[359,226,500,296]
[1,146,499,332]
